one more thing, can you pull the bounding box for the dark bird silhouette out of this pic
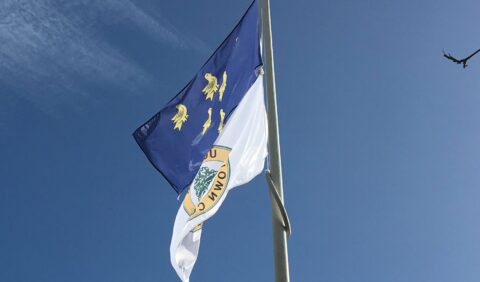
[443,48,480,68]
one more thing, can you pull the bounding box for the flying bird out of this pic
[443,48,480,68]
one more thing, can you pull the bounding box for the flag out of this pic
[133,1,267,281]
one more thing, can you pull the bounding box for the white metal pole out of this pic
[260,0,291,281]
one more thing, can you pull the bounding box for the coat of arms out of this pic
[193,166,218,199]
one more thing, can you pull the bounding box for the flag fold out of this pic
[171,75,267,281]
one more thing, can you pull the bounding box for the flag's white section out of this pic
[170,75,268,281]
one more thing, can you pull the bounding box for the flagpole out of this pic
[260,0,291,281]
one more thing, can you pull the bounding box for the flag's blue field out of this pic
[133,0,261,194]
[1,0,480,281]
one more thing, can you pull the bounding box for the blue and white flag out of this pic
[133,1,267,281]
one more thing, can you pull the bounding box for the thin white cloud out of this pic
[56,0,197,49]
[0,0,208,115]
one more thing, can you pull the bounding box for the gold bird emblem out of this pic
[171,104,188,130]
[218,71,227,101]
[202,73,219,101]
[202,108,212,135]
[218,109,225,133]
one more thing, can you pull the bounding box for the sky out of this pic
[1,0,480,281]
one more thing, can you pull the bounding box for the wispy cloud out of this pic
[0,0,208,115]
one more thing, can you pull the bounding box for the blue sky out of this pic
[1,0,480,281]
